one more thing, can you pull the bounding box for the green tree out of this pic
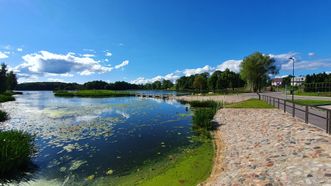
[6,71,17,90]
[240,52,278,92]
[0,63,8,93]
[193,75,207,92]
[161,79,174,89]
[208,70,222,92]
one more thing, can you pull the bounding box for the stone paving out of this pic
[209,108,331,186]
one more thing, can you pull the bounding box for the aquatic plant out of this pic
[54,90,135,97]
[0,110,9,122]
[192,108,216,131]
[0,130,35,176]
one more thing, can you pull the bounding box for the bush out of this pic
[0,110,8,122]
[0,94,15,103]
[188,100,219,108]
[192,108,216,131]
[0,131,34,176]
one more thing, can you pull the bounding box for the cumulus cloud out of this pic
[216,59,242,72]
[183,65,214,76]
[115,60,129,69]
[16,51,113,76]
[131,52,319,84]
[47,78,65,82]
[17,48,23,52]
[0,51,9,59]
[105,52,112,57]
[82,54,95,58]
[281,59,331,70]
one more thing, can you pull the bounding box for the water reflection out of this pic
[1,91,194,185]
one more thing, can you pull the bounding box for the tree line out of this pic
[14,52,280,93]
[0,63,18,93]
[175,69,245,92]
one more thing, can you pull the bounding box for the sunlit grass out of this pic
[225,99,274,108]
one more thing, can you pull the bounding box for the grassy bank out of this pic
[289,99,331,106]
[93,138,214,186]
[0,131,34,176]
[225,98,274,108]
[0,93,15,103]
[54,90,135,97]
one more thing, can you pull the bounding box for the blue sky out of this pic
[0,0,330,83]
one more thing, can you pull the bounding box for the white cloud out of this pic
[183,65,214,76]
[281,59,331,70]
[17,48,23,52]
[308,52,315,56]
[115,60,129,69]
[16,51,113,76]
[82,54,95,57]
[105,52,112,57]
[0,51,9,59]
[216,59,242,72]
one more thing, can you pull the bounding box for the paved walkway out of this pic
[175,93,257,104]
[207,109,331,186]
[262,92,331,101]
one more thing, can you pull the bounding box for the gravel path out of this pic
[206,108,331,186]
[175,93,257,104]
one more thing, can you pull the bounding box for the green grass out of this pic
[0,110,9,122]
[54,90,135,97]
[192,108,217,132]
[0,94,15,103]
[289,99,331,106]
[93,139,214,186]
[295,91,331,97]
[0,131,34,176]
[226,99,274,108]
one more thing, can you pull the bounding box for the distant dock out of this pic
[135,93,173,99]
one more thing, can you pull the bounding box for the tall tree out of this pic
[0,63,8,93]
[240,52,278,92]
[6,71,17,90]
[193,75,207,92]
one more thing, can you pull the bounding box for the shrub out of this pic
[0,131,34,176]
[188,100,219,108]
[0,94,15,103]
[0,110,8,122]
[192,108,216,131]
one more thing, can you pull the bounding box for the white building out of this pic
[291,76,306,86]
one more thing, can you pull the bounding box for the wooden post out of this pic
[278,98,280,109]
[292,102,295,117]
[273,97,275,107]
[305,105,309,123]
[284,100,286,113]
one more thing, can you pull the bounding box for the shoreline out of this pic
[199,123,224,186]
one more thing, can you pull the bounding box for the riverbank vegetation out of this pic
[54,90,135,97]
[225,99,274,108]
[0,131,35,177]
[0,110,9,122]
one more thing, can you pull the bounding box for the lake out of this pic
[0,91,203,185]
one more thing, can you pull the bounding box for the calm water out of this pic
[1,91,195,185]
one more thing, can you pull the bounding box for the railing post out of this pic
[273,97,275,107]
[284,100,286,113]
[327,110,331,134]
[305,105,309,123]
[278,98,280,109]
[292,102,295,117]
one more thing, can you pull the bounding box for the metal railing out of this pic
[260,95,331,134]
